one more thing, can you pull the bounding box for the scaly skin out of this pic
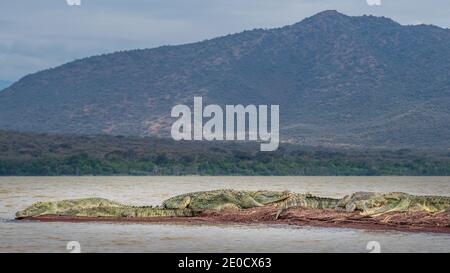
[55,207,196,217]
[16,191,450,220]
[336,192,450,216]
[275,193,340,219]
[15,198,196,218]
[162,189,292,210]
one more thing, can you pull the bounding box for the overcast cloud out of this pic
[1,0,449,80]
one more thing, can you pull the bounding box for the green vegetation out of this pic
[0,131,449,176]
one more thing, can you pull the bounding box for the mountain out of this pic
[0,80,12,91]
[1,10,450,149]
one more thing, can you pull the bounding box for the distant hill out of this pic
[1,10,450,149]
[0,80,12,91]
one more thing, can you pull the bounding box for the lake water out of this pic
[1,176,450,253]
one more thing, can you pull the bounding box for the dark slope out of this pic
[1,130,449,175]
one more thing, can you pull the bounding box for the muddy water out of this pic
[1,176,449,253]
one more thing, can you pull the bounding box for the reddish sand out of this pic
[18,207,450,234]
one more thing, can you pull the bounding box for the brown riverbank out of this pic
[17,206,450,234]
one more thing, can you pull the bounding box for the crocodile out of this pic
[274,193,340,219]
[162,189,292,210]
[336,192,450,216]
[15,197,196,219]
[17,191,450,221]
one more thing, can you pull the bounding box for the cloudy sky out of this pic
[1,0,449,81]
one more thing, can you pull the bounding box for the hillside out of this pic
[0,130,449,176]
[1,11,450,148]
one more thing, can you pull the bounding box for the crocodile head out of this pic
[162,194,192,209]
[337,192,410,215]
[16,201,59,218]
[15,198,125,218]
[251,190,292,205]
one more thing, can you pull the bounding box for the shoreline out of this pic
[17,206,450,234]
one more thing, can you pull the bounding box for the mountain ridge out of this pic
[1,10,450,149]
[0,80,12,92]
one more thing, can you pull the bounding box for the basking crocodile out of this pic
[17,191,450,220]
[275,193,340,219]
[16,198,196,219]
[336,192,450,216]
[162,189,292,210]
[16,190,294,219]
